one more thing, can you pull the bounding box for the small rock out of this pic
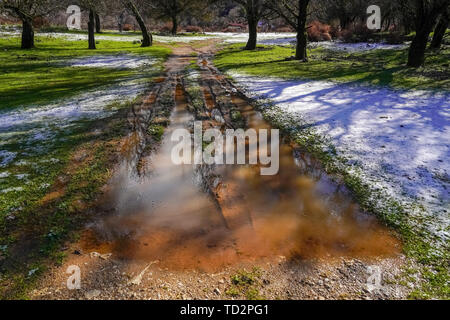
[90,252,112,260]
[214,288,221,295]
[99,253,112,260]
[90,252,100,258]
[28,268,39,277]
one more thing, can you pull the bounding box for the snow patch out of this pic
[0,80,146,131]
[205,32,297,45]
[69,54,155,69]
[0,78,149,163]
[231,72,450,242]
[0,171,10,178]
[1,187,24,194]
[15,174,29,180]
[0,150,16,167]
[1,30,407,52]
[309,41,407,52]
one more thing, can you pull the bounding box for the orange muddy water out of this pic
[81,57,401,273]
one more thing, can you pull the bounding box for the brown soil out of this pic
[29,41,410,301]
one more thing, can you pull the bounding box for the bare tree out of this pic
[430,6,449,49]
[148,0,205,35]
[232,0,271,50]
[122,0,152,46]
[317,0,366,30]
[78,0,105,49]
[95,12,101,33]
[0,0,58,49]
[267,0,311,61]
[407,0,449,67]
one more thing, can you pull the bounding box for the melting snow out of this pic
[15,174,29,180]
[0,79,147,160]
[0,54,155,167]
[1,30,407,52]
[0,150,16,167]
[0,80,147,131]
[69,55,155,69]
[231,72,450,242]
[309,41,407,52]
[1,187,24,194]
[0,171,10,178]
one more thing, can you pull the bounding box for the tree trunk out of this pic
[407,4,442,67]
[430,11,449,49]
[21,18,35,49]
[339,12,352,30]
[88,9,96,50]
[294,0,309,61]
[295,30,308,61]
[95,13,101,33]
[245,15,258,50]
[118,11,125,33]
[126,0,152,47]
[407,29,430,66]
[171,15,178,35]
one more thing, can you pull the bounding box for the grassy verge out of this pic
[226,268,265,300]
[0,97,142,299]
[0,36,171,111]
[214,45,449,299]
[0,35,171,298]
[228,86,448,299]
[36,27,213,38]
[214,44,450,91]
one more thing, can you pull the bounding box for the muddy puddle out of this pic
[81,56,401,272]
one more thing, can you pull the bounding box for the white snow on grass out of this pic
[36,32,143,43]
[0,54,156,163]
[207,32,406,51]
[0,171,10,178]
[29,32,215,43]
[210,32,407,51]
[0,151,16,168]
[205,32,297,44]
[230,72,450,242]
[309,41,407,52]
[1,187,24,194]
[1,30,407,52]
[0,79,147,131]
[69,54,155,69]
[0,30,216,43]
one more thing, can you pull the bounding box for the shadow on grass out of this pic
[214,44,450,91]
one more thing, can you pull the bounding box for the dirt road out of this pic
[30,41,409,300]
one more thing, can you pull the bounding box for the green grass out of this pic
[214,41,450,299]
[214,44,450,91]
[233,88,449,300]
[147,124,165,141]
[0,35,171,231]
[0,36,171,111]
[226,268,265,300]
[0,35,171,298]
[0,98,139,299]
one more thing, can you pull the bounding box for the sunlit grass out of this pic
[0,36,171,111]
[0,36,171,298]
[214,44,450,91]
